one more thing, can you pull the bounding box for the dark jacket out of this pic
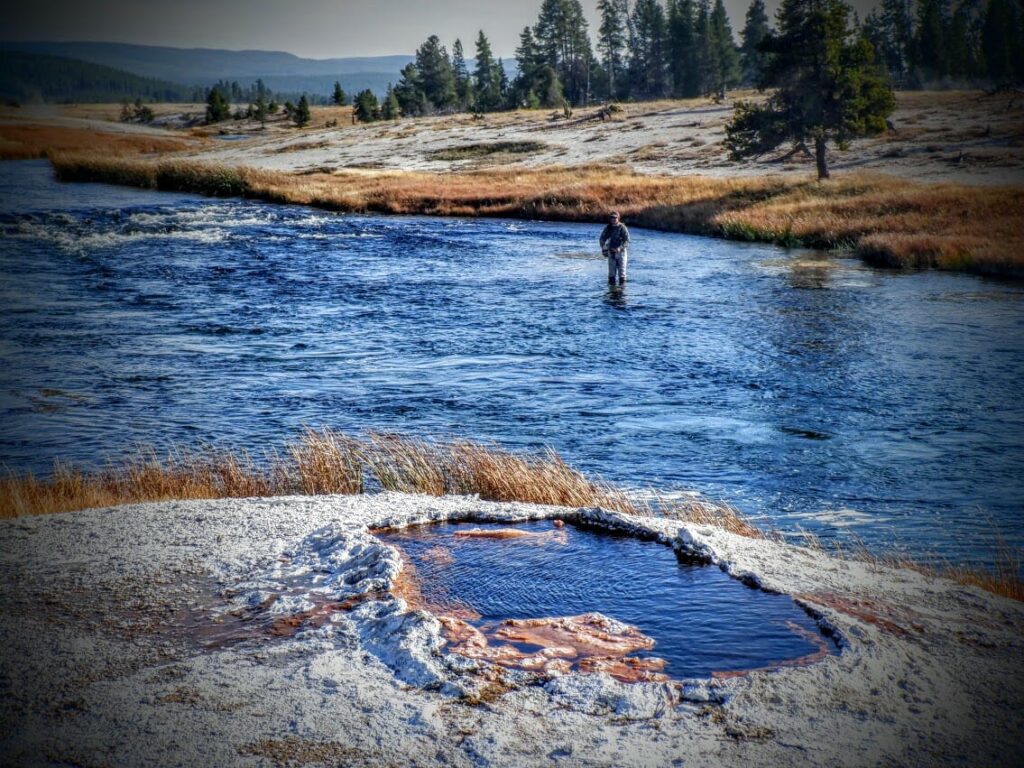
[600,222,630,251]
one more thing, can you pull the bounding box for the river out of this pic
[2,159,1022,565]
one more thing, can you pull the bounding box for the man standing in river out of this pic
[600,211,630,286]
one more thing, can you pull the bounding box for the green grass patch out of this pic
[427,141,549,162]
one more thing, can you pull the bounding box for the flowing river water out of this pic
[2,160,1022,566]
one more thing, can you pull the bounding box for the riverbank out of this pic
[1,492,1021,766]
[46,152,1024,278]
[3,433,1019,602]
[3,90,1024,278]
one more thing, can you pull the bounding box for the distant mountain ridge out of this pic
[0,50,193,103]
[0,41,413,97]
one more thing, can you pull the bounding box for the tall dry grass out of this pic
[2,429,1019,601]
[47,153,1024,278]
[0,429,754,537]
[0,124,201,160]
[792,528,1024,603]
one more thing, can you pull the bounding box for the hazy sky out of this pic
[11,0,879,59]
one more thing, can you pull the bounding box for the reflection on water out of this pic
[603,285,628,310]
[378,520,833,679]
[2,159,1023,566]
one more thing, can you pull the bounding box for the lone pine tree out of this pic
[205,86,230,124]
[724,0,894,179]
[292,94,311,127]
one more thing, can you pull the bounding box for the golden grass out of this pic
[47,153,1024,277]
[791,528,1024,603]
[0,429,755,538]
[0,123,202,160]
[2,429,1019,601]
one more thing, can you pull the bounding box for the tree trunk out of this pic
[815,137,830,180]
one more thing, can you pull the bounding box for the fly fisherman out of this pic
[600,211,630,286]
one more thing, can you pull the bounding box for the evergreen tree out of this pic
[597,0,630,100]
[394,63,428,116]
[877,0,915,85]
[452,39,473,110]
[381,84,401,119]
[252,92,268,126]
[332,81,346,106]
[292,94,311,127]
[669,0,702,97]
[724,0,895,179]
[710,0,742,96]
[497,59,511,108]
[630,0,671,99]
[205,86,230,123]
[946,2,979,80]
[538,65,566,107]
[982,0,1023,86]
[533,0,595,105]
[473,30,503,112]
[740,0,772,85]
[514,26,545,106]
[353,89,380,122]
[694,0,717,94]
[415,35,457,110]
[915,0,950,81]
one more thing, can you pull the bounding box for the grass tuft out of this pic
[2,429,1019,601]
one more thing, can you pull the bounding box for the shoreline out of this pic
[1,492,1021,766]
[4,90,1024,279]
[44,152,1024,279]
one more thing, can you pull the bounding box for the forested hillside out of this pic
[0,51,192,103]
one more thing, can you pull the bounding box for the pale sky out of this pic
[10,0,878,59]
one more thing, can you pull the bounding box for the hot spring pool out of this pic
[377,520,835,680]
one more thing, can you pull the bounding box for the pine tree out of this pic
[473,31,502,112]
[710,0,742,96]
[669,0,702,97]
[630,0,671,99]
[533,0,594,105]
[597,0,629,100]
[514,26,545,106]
[538,65,565,107]
[982,0,1023,86]
[694,0,717,94]
[394,63,428,116]
[724,0,895,179]
[415,35,457,111]
[205,86,230,123]
[496,59,511,108]
[353,89,380,122]
[914,0,950,82]
[877,0,915,85]
[381,84,401,119]
[253,92,268,126]
[740,0,772,86]
[332,81,346,106]
[945,3,978,80]
[452,39,473,110]
[292,94,311,127]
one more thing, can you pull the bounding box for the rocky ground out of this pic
[2,89,1018,185]
[1,493,1021,767]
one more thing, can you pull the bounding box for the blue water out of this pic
[378,520,831,678]
[1,159,1022,565]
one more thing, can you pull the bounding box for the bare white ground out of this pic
[1,493,1021,767]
